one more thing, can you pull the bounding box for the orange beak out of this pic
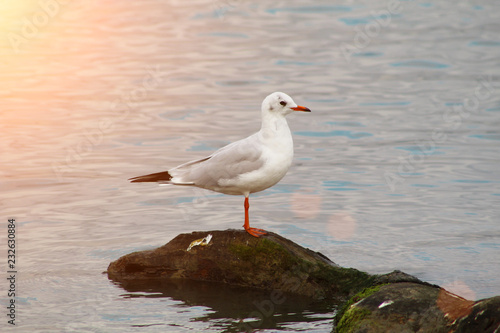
[291,105,311,112]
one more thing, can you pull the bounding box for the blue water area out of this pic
[187,140,227,151]
[325,121,365,127]
[339,13,401,26]
[354,51,384,57]
[413,251,439,262]
[446,246,480,254]
[323,180,376,191]
[390,60,450,69]
[359,101,411,106]
[266,183,303,194]
[305,98,343,103]
[294,130,373,139]
[395,146,446,155]
[468,40,500,47]
[275,60,320,66]
[339,17,373,25]
[469,134,500,141]
[411,184,438,188]
[452,180,495,184]
[266,5,353,15]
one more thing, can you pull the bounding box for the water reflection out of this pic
[112,279,336,332]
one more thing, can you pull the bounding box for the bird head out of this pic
[262,92,311,116]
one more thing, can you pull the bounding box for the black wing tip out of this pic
[128,171,172,183]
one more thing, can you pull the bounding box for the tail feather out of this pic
[129,171,172,183]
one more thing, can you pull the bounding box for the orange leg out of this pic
[243,196,267,237]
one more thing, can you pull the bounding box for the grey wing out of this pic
[169,134,264,189]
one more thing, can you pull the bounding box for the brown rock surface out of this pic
[107,229,374,299]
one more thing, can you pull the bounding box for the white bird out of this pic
[129,92,311,237]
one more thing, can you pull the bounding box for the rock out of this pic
[372,269,436,286]
[107,229,500,332]
[452,295,500,333]
[336,283,454,332]
[335,282,500,333]
[107,229,374,299]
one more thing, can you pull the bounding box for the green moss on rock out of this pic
[310,263,375,297]
[335,284,386,332]
[228,237,300,269]
[336,306,372,333]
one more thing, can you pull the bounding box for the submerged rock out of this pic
[107,229,500,332]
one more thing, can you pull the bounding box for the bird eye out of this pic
[280,101,287,106]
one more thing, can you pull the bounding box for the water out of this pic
[1,0,500,331]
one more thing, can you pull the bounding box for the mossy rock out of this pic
[107,229,373,299]
[335,284,386,332]
[334,282,500,333]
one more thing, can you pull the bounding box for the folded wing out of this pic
[170,135,265,190]
[129,134,265,191]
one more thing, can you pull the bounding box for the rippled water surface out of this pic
[1,0,500,331]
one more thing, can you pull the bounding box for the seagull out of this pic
[129,92,311,237]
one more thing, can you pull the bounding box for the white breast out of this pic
[223,118,294,195]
